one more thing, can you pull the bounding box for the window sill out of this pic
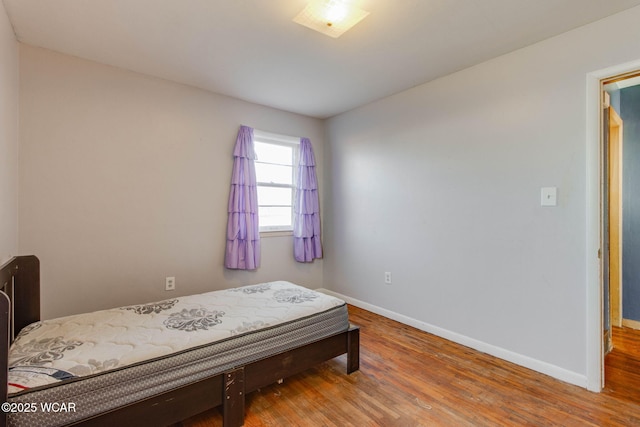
[260,230,293,238]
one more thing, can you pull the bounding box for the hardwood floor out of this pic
[605,326,640,409]
[180,307,640,426]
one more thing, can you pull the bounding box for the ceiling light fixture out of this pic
[293,0,370,38]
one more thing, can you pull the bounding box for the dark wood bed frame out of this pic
[0,256,360,427]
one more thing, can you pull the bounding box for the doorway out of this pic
[586,60,640,392]
[600,71,640,388]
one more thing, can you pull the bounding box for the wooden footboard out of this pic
[0,256,360,427]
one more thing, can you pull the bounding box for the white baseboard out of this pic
[317,288,587,389]
[622,318,640,330]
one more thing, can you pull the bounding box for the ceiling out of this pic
[4,0,640,118]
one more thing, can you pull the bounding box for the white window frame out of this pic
[253,130,300,234]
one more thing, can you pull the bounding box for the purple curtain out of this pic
[293,137,322,262]
[225,126,260,269]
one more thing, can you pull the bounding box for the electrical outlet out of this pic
[165,276,175,291]
[384,272,392,285]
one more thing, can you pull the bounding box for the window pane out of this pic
[254,142,293,165]
[255,163,293,185]
[259,207,292,228]
[258,186,291,206]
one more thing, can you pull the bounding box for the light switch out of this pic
[541,187,557,207]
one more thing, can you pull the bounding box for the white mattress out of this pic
[7,281,349,427]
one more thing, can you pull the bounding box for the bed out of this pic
[0,256,360,427]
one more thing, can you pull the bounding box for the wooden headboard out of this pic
[0,256,40,423]
[0,256,40,342]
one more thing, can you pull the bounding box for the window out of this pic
[253,130,299,232]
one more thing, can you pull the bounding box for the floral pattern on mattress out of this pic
[8,281,344,394]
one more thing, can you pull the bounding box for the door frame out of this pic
[586,59,640,392]
[608,105,623,331]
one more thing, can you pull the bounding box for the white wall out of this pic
[18,45,325,319]
[324,6,640,385]
[0,1,18,264]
